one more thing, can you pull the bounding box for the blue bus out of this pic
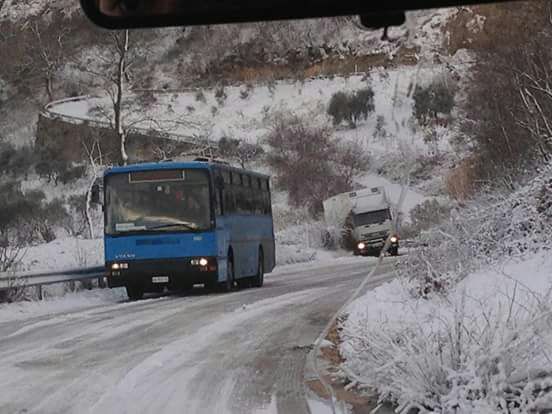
[101,160,275,300]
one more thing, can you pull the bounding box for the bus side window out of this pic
[215,187,222,215]
[234,182,245,214]
[223,171,231,185]
[224,180,235,214]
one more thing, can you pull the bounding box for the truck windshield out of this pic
[353,209,391,226]
[105,169,212,235]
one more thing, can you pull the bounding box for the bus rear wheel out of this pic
[220,256,235,292]
[126,285,144,301]
[252,250,264,288]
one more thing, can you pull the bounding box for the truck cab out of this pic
[324,187,399,257]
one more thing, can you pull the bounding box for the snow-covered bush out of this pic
[273,204,330,265]
[398,169,552,297]
[341,263,552,413]
[409,199,451,235]
[275,220,328,266]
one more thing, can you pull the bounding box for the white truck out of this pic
[323,187,399,256]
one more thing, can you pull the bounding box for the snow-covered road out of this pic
[0,257,396,414]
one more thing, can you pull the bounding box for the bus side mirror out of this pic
[91,184,101,204]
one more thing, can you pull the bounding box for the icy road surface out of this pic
[0,257,396,414]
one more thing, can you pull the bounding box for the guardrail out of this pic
[0,266,106,299]
[41,95,216,147]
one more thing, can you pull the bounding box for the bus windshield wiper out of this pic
[146,222,198,231]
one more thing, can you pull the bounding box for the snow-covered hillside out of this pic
[48,65,455,162]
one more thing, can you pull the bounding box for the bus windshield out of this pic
[353,209,391,227]
[105,169,212,235]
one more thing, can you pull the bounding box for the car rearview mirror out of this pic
[80,0,517,29]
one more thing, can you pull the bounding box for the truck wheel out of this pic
[126,285,144,301]
[389,246,399,256]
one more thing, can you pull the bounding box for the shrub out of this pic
[0,141,34,179]
[218,137,264,168]
[34,146,85,185]
[0,182,42,272]
[373,115,387,140]
[195,89,206,103]
[239,88,250,100]
[58,165,86,185]
[327,91,349,126]
[327,87,375,128]
[409,199,451,235]
[413,80,455,126]
[214,86,227,105]
[36,198,70,242]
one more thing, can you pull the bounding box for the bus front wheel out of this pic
[126,285,144,301]
[252,250,264,288]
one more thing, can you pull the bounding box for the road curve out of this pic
[0,257,396,414]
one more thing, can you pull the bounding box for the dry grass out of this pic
[306,321,381,414]
[208,46,419,85]
[446,157,478,202]
[443,1,548,55]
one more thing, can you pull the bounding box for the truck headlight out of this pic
[357,242,366,250]
[390,236,398,243]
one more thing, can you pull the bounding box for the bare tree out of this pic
[265,113,369,214]
[81,136,105,239]
[460,1,552,183]
[27,22,70,102]
[80,30,198,165]
[77,30,144,165]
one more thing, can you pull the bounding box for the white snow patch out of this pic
[20,237,103,272]
[0,287,126,323]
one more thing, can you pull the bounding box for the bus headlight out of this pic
[191,258,209,267]
[390,236,398,243]
[111,263,128,270]
[357,242,366,250]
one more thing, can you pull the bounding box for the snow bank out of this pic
[20,237,103,272]
[0,287,126,323]
[341,250,552,413]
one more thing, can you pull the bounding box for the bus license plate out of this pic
[152,276,169,283]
